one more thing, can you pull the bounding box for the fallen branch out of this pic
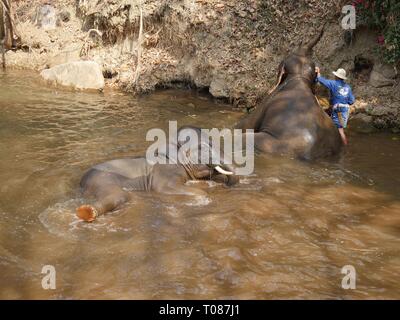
[0,0,9,15]
[1,0,5,68]
[1,39,5,69]
[1,0,20,49]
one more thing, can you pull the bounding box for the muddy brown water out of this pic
[0,70,399,299]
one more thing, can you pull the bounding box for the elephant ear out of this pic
[269,61,286,94]
[154,139,180,164]
[155,126,201,165]
[176,127,203,165]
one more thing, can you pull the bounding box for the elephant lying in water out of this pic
[76,126,239,222]
[236,25,343,160]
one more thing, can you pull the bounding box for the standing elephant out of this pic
[76,126,239,222]
[236,26,343,160]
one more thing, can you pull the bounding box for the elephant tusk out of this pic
[215,165,234,176]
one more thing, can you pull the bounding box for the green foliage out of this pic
[355,0,400,64]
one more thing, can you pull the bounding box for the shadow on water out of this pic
[0,70,399,299]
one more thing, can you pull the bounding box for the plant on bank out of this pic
[353,0,400,65]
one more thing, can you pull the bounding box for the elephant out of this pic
[76,126,239,222]
[235,25,343,160]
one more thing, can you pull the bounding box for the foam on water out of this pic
[184,195,212,206]
[38,199,133,240]
[185,180,218,188]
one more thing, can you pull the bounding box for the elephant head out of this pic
[171,126,240,186]
[272,24,326,90]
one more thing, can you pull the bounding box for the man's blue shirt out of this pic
[316,76,355,106]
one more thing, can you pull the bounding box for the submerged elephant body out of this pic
[80,157,212,200]
[236,26,343,160]
[77,127,238,222]
[83,158,196,193]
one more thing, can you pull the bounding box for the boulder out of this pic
[209,76,230,98]
[369,63,396,88]
[46,49,81,68]
[40,61,105,90]
[337,59,354,76]
[367,104,392,117]
[376,63,397,79]
[34,5,58,30]
[349,113,377,133]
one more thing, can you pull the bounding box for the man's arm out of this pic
[315,67,335,91]
[317,76,336,91]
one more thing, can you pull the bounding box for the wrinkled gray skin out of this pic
[236,26,343,160]
[76,126,239,222]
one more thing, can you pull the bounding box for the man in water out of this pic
[315,67,355,145]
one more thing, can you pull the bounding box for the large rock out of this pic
[46,49,81,68]
[369,63,397,88]
[376,63,397,79]
[40,61,105,90]
[34,5,58,30]
[367,104,393,117]
[209,76,230,98]
[349,113,377,133]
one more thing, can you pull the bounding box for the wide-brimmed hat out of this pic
[332,68,347,80]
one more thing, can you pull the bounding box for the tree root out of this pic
[133,3,144,86]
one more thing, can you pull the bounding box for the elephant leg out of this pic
[254,132,316,158]
[252,132,290,154]
[76,189,131,222]
[77,186,131,222]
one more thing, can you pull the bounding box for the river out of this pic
[0,70,399,299]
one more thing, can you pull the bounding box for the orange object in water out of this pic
[76,205,98,222]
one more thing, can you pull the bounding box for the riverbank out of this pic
[3,0,400,131]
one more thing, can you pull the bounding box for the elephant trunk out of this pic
[215,163,239,186]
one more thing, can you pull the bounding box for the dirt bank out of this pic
[3,0,400,131]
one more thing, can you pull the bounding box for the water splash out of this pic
[38,199,133,240]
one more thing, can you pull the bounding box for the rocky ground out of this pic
[3,0,399,131]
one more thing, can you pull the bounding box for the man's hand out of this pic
[315,67,321,77]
